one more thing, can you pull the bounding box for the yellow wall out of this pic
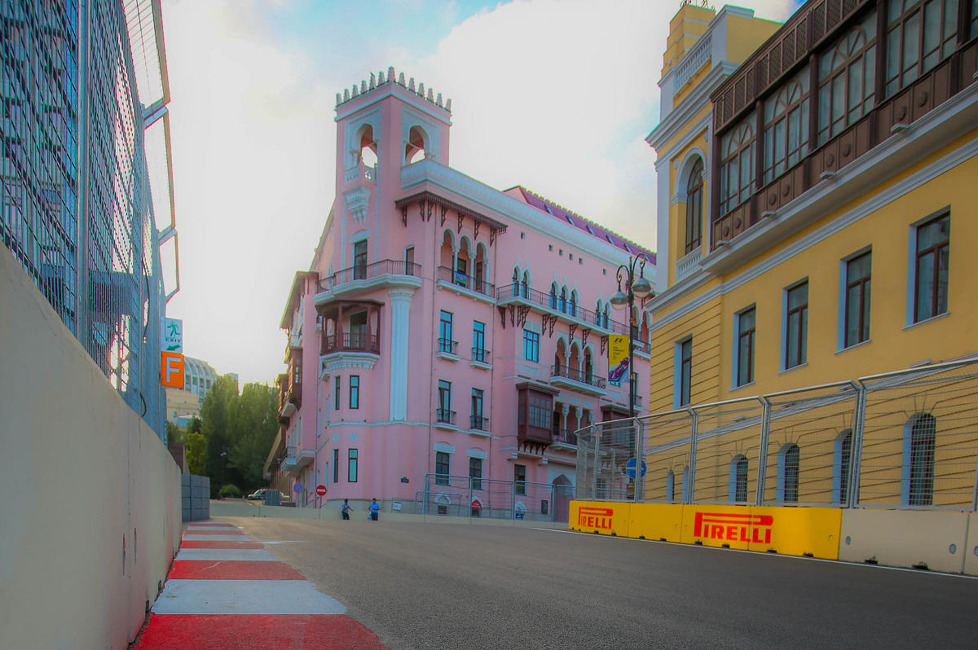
[663,5,715,75]
[724,15,780,64]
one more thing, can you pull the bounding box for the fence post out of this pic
[635,418,646,502]
[592,423,602,500]
[849,381,867,509]
[423,472,431,516]
[687,408,698,504]
[756,397,771,506]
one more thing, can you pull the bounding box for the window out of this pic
[666,470,676,503]
[569,291,577,317]
[735,307,756,388]
[885,0,959,97]
[523,329,540,362]
[817,12,877,146]
[437,380,452,424]
[549,283,557,309]
[471,388,485,429]
[844,251,872,347]
[349,375,360,409]
[685,158,704,254]
[514,464,527,495]
[559,287,567,313]
[730,455,748,503]
[718,116,755,215]
[349,311,367,348]
[454,257,468,287]
[779,444,800,503]
[518,387,553,432]
[676,338,692,407]
[333,448,339,484]
[905,413,936,506]
[353,240,367,279]
[763,69,810,183]
[785,281,808,369]
[334,376,340,410]
[512,268,520,296]
[472,320,486,362]
[834,429,853,505]
[475,260,484,292]
[404,246,415,275]
[914,213,949,323]
[348,448,358,482]
[439,310,454,353]
[469,457,483,491]
[435,452,450,486]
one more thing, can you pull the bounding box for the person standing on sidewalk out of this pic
[368,498,380,521]
[341,499,354,520]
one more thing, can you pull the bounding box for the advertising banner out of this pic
[608,334,629,382]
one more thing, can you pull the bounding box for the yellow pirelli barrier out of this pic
[569,501,632,537]
[628,503,684,542]
[570,501,843,560]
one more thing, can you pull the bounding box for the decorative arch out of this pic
[521,270,531,297]
[405,124,428,164]
[902,413,936,506]
[345,109,382,168]
[673,146,708,200]
[570,289,579,317]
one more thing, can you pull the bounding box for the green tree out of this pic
[200,375,239,495]
[185,429,208,475]
[227,382,279,491]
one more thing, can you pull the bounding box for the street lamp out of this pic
[610,255,652,418]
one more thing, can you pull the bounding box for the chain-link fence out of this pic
[417,474,569,522]
[576,359,978,510]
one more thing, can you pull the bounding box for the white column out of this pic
[388,288,415,420]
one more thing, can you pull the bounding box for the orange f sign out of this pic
[161,352,185,388]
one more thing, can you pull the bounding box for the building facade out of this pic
[1,0,178,438]
[264,69,655,518]
[643,0,978,507]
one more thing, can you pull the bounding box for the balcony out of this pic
[552,428,578,448]
[550,364,607,396]
[322,332,380,355]
[471,347,491,367]
[436,266,496,300]
[469,414,489,431]
[435,408,457,429]
[277,370,302,423]
[282,446,314,474]
[437,338,459,359]
[316,259,422,302]
[496,283,628,335]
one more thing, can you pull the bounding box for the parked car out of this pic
[246,488,285,501]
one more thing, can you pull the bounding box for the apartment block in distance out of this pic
[264,68,655,520]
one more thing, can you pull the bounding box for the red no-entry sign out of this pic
[315,485,327,496]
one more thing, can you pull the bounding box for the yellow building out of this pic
[578,0,978,572]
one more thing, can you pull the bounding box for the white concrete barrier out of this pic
[0,246,181,649]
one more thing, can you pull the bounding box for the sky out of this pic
[160,0,801,387]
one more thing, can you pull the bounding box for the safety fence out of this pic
[416,474,575,522]
[576,359,978,510]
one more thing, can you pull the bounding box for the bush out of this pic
[219,484,241,499]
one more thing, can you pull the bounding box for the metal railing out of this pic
[436,408,456,425]
[322,332,380,355]
[437,338,458,355]
[576,359,978,510]
[471,347,491,364]
[470,414,489,430]
[496,283,629,335]
[553,429,578,446]
[319,259,422,292]
[418,475,575,522]
[551,364,608,389]
[436,266,495,297]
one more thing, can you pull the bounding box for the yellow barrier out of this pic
[569,501,842,560]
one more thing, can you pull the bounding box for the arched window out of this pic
[833,429,853,505]
[762,69,810,183]
[603,306,609,329]
[512,268,520,297]
[778,443,800,503]
[817,13,876,145]
[405,126,427,164]
[595,301,602,326]
[584,349,593,384]
[559,287,567,313]
[570,291,578,317]
[357,125,378,167]
[521,271,530,298]
[904,413,936,506]
[550,283,558,309]
[729,455,748,503]
[719,116,755,215]
[666,470,675,503]
[685,158,704,254]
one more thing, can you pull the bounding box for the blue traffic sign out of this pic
[625,458,647,480]
[293,482,304,493]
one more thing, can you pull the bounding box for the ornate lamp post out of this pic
[610,256,652,418]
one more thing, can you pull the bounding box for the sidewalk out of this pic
[132,521,388,649]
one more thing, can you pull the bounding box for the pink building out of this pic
[265,69,654,521]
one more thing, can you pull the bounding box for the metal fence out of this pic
[576,359,978,510]
[416,474,574,522]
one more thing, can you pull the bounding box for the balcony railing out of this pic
[470,414,489,430]
[319,259,422,292]
[437,338,458,355]
[552,429,578,446]
[436,408,456,425]
[322,332,380,355]
[550,364,607,389]
[496,283,628,334]
[437,266,495,297]
[471,347,491,364]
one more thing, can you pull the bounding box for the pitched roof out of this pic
[506,186,655,264]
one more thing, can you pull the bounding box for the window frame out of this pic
[439,310,454,353]
[783,280,809,370]
[333,448,339,484]
[437,380,452,423]
[523,329,540,363]
[353,240,367,280]
[471,388,485,429]
[472,320,486,362]
[911,211,950,324]
[833,429,853,505]
[817,13,877,146]
[903,413,936,506]
[674,337,693,407]
[718,114,756,216]
[469,457,483,491]
[762,68,811,184]
[435,451,450,486]
[685,158,705,255]
[333,375,341,411]
[348,448,358,483]
[349,375,360,409]
[843,250,872,348]
[729,455,749,503]
[777,443,801,503]
[884,0,960,98]
[514,463,527,496]
[734,306,756,388]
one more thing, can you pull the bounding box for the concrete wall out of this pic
[0,246,182,649]
[182,474,211,521]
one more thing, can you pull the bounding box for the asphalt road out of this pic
[226,516,978,649]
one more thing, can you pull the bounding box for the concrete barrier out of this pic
[0,246,181,649]
[839,509,969,573]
